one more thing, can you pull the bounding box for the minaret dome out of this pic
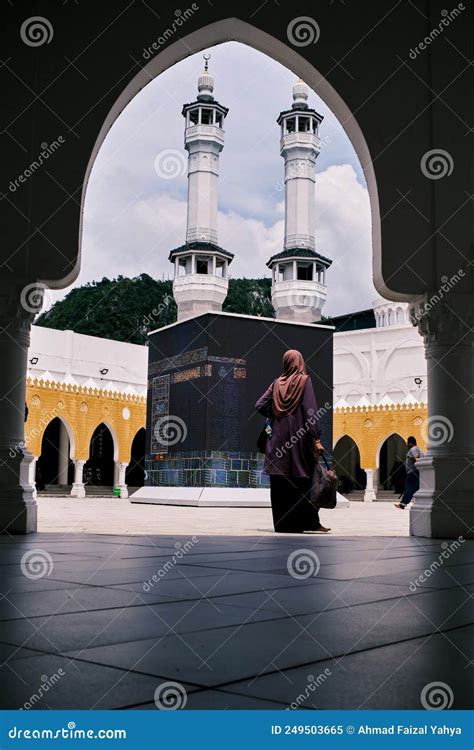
[197,53,214,100]
[292,79,309,107]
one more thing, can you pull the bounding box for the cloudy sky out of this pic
[73,41,376,317]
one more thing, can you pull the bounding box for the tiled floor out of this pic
[0,500,472,710]
[36,495,409,536]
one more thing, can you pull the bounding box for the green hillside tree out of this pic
[36,275,274,344]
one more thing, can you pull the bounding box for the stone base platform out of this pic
[130,486,350,508]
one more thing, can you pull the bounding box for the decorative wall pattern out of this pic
[145,450,268,488]
[24,379,428,489]
[149,347,208,376]
[150,375,170,453]
[25,378,146,463]
[334,402,428,470]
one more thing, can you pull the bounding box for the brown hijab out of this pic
[272,349,309,417]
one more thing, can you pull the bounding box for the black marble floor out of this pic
[0,533,472,710]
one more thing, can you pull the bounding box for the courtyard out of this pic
[0,499,471,710]
[37,496,407,536]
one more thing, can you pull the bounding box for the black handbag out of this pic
[310,454,337,509]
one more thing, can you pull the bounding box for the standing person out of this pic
[394,436,423,509]
[255,349,331,534]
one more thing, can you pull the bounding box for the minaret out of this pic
[267,80,332,323]
[169,54,233,322]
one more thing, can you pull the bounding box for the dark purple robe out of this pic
[255,378,321,478]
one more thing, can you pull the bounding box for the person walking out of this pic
[255,349,331,534]
[394,436,423,509]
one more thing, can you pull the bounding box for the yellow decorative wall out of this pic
[25,378,427,477]
[25,378,146,463]
[334,403,428,470]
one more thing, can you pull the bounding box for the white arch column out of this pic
[114,461,129,499]
[25,455,38,497]
[71,460,86,498]
[0,295,37,533]
[410,297,474,539]
[363,469,376,501]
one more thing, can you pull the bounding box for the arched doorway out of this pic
[333,435,366,496]
[84,423,115,488]
[378,433,407,493]
[125,428,146,489]
[81,38,377,500]
[36,418,74,491]
[79,19,383,295]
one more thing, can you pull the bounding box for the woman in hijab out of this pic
[255,349,331,534]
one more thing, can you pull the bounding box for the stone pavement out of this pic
[0,498,472,710]
[36,496,409,536]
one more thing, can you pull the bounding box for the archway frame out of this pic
[379,380,411,401]
[129,426,146,448]
[376,430,408,492]
[72,17,388,297]
[381,336,424,377]
[339,385,370,403]
[333,432,361,453]
[333,433,365,491]
[334,429,373,470]
[375,431,406,470]
[85,421,120,464]
[33,414,77,462]
[125,427,147,487]
[333,345,369,381]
